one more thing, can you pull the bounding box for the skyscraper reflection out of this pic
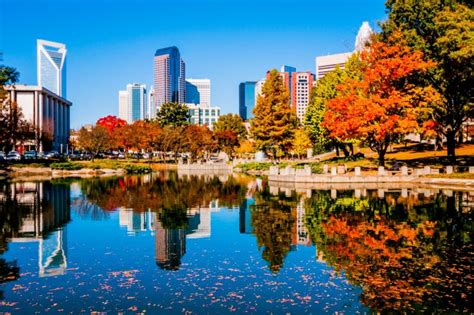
[154,221,186,271]
[0,182,71,277]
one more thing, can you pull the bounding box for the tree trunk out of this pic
[340,144,350,158]
[335,145,340,157]
[378,150,386,167]
[446,130,456,164]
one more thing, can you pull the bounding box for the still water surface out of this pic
[0,172,472,313]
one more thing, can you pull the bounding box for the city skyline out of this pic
[1,0,386,128]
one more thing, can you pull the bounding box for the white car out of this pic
[6,151,22,161]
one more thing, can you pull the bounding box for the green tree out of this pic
[251,193,295,273]
[250,69,297,159]
[305,55,362,156]
[156,102,190,127]
[381,0,474,163]
[213,113,247,140]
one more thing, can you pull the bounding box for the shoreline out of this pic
[2,164,473,191]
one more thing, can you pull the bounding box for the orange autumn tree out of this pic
[116,120,161,153]
[323,33,440,166]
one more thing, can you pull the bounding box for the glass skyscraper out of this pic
[154,46,185,108]
[185,79,211,107]
[37,39,67,98]
[118,84,147,123]
[239,81,256,121]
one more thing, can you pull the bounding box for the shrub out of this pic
[124,164,152,174]
[50,162,83,171]
[236,162,274,172]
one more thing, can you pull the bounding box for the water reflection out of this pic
[302,188,473,313]
[0,181,70,279]
[0,173,472,313]
[73,172,250,272]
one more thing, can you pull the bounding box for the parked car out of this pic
[24,150,37,159]
[69,150,85,160]
[44,151,60,159]
[6,151,22,161]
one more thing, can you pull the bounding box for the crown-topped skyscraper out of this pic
[37,39,67,98]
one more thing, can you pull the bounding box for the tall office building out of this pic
[185,79,211,107]
[154,46,186,108]
[239,81,256,120]
[118,90,128,121]
[291,72,314,121]
[148,86,156,119]
[355,21,373,52]
[254,79,265,105]
[37,39,67,98]
[315,22,373,80]
[280,65,296,104]
[118,84,147,123]
[315,52,352,80]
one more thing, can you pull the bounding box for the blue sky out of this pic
[1,0,386,128]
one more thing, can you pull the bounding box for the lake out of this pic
[0,172,472,313]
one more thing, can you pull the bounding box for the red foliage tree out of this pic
[96,115,127,134]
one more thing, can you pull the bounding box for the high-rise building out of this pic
[37,39,67,98]
[147,86,155,119]
[187,103,220,129]
[355,21,373,52]
[185,79,211,107]
[128,83,147,122]
[118,90,128,121]
[239,81,256,120]
[118,84,147,123]
[315,52,352,80]
[254,79,265,106]
[315,22,373,80]
[280,65,296,103]
[153,46,185,109]
[291,72,315,121]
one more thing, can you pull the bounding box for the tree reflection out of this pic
[76,172,249,214]
[305,190,473,313]
[251,187,297,273]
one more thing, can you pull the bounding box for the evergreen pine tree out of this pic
[250,69,297,159]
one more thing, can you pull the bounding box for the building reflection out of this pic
[292,199,311,247]
[154,221,186,270]
[239,198,254,234]
[0,182,71,278]
[117,201,219,271]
